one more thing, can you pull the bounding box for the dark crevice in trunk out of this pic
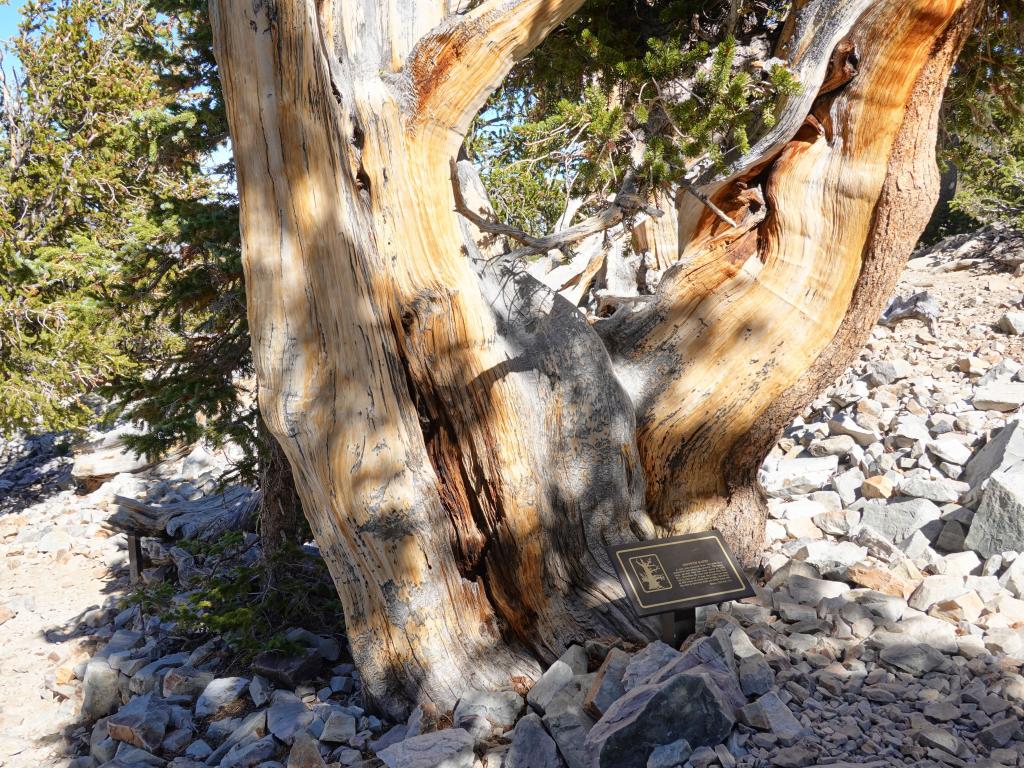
[390,309,493,578]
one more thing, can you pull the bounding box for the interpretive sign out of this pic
[607,530,755,617]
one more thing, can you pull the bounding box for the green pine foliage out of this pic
[468,0,798,236]
[108,0,258,473]
[1,0,258,479]
[0,0,169,432]
[939,1,1024,232]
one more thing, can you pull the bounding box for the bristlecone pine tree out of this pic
[210,0,983,716]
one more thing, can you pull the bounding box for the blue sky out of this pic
[1,1,25,78]
[0,1,24,43]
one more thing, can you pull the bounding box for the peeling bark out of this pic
[211,0,980,715]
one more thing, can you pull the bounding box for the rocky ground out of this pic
[4,227,1024,768]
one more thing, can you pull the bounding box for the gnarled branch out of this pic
[450,158,662,261]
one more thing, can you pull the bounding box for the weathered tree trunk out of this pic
[211,0,980,716]
[256,419,304,582]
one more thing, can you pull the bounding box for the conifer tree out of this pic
[0,0,304,549]
[940,1,1024,230]
[0,0,168,432]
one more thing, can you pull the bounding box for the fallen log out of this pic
[109,485,260,542]
[107,485,260,582]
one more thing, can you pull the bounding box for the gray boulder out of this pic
[860,498,941,542]
[543,708,594,768]
[999,311,1024,335]
[558,645,589,674]
[205,710,267,765]
[249,675,272,708]
[738,656,773,698]
[1001,556,1024,598]
[786,574,850,605]
[106,693,170,752]
[878,643,951,676]
[505,714,564,768]
[219,734,280,768]
[583,672,735,768]
[111,742,164,766]
[320,710,357,743]
[867,359,911,386]
[195,677,249,719]
[739,691,807,745]
[898,477,967,504]
[284,628,341,662]
[527,660,575,715]
[377,729,476,768]
[542,676,597,768]
[760,456,838,497]
[928,438,973,466]
[646,739,693,768]
[621,641,680,690]
[965,472,1024,557]
[963,420,1024,505]
[584,648,629,718]
[828,415,879,448]
[974,383,1024,412]
[267,690,313,744]
[286,731,328,768]
[453,687,524,736]
[370,724,409,754]
[252,649,321,689]
[163,666,215,699]
[644,636,745,714]
[82,658,121,720]
[130,652,190,695]
[908,575,968,611]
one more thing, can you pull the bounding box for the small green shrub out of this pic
[127,534,341,667]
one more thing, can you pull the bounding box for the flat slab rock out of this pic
[376,728,476,768]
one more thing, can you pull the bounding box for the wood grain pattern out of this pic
[604,0,971,558]
[211,0,979,714]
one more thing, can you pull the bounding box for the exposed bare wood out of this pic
[213,0,653,719]
[108,486,258,541]
[631,189,680,272]
[212,0,981,717]
[603,0,978,562]
[680,179,738,228]
[408,0,587,153]
[726,0,984,556]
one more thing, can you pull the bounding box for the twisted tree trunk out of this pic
[211,0,980,717]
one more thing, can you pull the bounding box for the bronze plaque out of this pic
[607,531,755,616]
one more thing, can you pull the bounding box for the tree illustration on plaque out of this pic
[632,556,670,592]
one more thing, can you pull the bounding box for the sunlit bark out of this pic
[212,0,980,715]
